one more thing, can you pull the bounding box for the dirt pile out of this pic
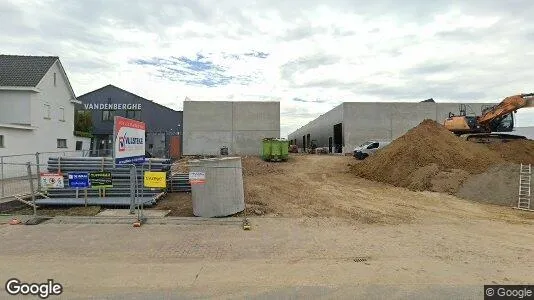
[457,163,520,206]
[242,156,286,176]
[351,119,504,192]
[171,160,189,173]
[487,140,534,165]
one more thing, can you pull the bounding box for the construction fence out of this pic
[0,152,191,215]
[0,150,111,198]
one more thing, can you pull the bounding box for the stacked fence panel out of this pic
[35,157,171,207]
[168,173,191,192]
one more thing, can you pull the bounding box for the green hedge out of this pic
[74,131,93,138]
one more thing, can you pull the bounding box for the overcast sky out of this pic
[2,0,533,136]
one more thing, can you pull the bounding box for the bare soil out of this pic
[457,163,521,206]
[351,120,502,187]
[153,192,193,216]
[240,155,533,224]
[9,205,102,216]
[351,119,534,197]
[487,140,534,164]
[150,154,534,224]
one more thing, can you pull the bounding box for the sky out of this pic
[1,0,533,137]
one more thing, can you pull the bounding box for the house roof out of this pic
[0,55,58,87]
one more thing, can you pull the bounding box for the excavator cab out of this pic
[444,93,533,143]
[488,113,514,132]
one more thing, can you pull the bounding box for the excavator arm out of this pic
[477,93,534,128]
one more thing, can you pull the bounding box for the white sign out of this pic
[40,173,64,189]
[189,172,206,184]
[114,116,146,164]
[84,103,141,110]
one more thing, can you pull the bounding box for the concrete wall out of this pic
[342,102,495,152]
[287,102,496,154]
[183,101,280,155]
[512,127,534,140]
[287,104,343,152]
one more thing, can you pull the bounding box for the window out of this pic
[126,110,141,120]
[0,135,4,148]
[53,72,57,86]
[75,141,83,151]
[102,110,115,121]
[367,142,379,150]
[59,107,65,121]
[57,139,67,148]
[44,103,51,119]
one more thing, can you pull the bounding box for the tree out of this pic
[75,110,92,134]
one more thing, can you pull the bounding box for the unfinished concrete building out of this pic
[287,101,495,154]
[183,101,280,155]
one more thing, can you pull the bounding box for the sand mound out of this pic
[351,119,504,191]
[457,163,520,206]
[487,140,534,165]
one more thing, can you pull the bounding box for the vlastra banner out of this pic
[113,116,146,164]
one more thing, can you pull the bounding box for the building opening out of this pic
[333,123,343,153]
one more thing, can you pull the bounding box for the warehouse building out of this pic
[513,127,534,140]
[77,85,183,158]
[183,101,280,155]
[288,101,495,154]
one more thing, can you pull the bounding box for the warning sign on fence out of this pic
[189,172,206,185]
[144,171,167,188]
[89,172,113,189]
[40,173,64,189]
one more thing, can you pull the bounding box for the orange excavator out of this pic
[444,93,534,143]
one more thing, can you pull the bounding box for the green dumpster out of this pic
[271,139,282,161]
[262,138,289,162]
[262,138,273,161]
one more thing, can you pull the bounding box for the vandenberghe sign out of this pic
[84,103,142,110]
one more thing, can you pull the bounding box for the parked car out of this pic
[353,140,391,160]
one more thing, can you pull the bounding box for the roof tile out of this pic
[0,55,58,87]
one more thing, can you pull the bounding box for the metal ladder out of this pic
[518,164,531,210]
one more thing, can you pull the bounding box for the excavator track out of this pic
[460,133,527,144]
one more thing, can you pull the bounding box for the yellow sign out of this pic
[144,171,167,188]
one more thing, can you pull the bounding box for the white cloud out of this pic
[1,0,534,136]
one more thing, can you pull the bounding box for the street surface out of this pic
[0,216,532,299]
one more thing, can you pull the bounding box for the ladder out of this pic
[518,164,531,210]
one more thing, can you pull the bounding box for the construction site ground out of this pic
[4,154,534,223]
[162,155,534,224]
[1,155,533,298]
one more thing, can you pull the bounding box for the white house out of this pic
[0,55,90,165]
